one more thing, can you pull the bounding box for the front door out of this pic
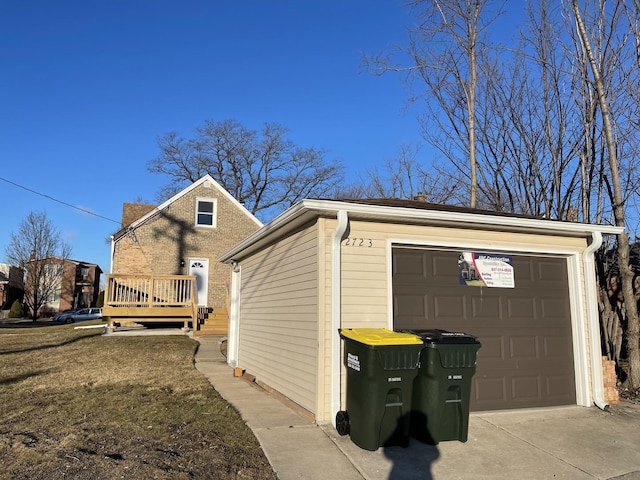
[188,258,209,307]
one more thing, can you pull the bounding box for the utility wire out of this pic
[0,175,121,225]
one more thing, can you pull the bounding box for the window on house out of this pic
[44,288,61,303]
[195,197,217,228]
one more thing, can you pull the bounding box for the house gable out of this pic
[111,175,262,310]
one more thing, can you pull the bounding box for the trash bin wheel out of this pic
[335,410,350,436]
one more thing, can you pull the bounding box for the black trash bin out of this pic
[336,328,423,451]
[409,329,481,445]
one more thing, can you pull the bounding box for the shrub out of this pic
[8,300,23,318]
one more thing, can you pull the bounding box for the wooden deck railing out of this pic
[103,274,198,328]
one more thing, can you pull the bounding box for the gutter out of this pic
[584,231,609,411]
[330,210,349,427]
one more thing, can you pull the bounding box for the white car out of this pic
[53,308,102,323]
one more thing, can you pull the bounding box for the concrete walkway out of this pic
[193,336,363,480]
[193,335,640,480]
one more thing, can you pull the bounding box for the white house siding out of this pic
[237,222,320,413]
[317,219,591,421]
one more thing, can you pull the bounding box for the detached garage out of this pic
[219,199,622,425]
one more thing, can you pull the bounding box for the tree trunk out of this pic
[468,2,478,209]
[572,0,640,389]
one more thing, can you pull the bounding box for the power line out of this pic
[0,175,121,225]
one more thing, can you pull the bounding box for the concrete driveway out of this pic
[325,402,640,480]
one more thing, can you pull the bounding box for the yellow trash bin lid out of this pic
[339,328,422,346]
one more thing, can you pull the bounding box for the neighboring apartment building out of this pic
[0,263,24,312]
[110,174,262,311]
[23,257,102,317]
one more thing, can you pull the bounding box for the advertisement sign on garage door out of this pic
[458,252,515,288]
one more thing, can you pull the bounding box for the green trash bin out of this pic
[337,328,423,451]
[409,329,481,445]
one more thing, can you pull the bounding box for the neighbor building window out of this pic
[44,288,61,303]
[44,263,63,278]
[195,197,217,228]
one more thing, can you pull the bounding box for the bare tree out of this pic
[361,143,464,203]
[148,119,344,222]
[619,0,640,239]
[4,211,72,320]
[365,0,505,208]
[572,0,640,389]
[473,0,585,219]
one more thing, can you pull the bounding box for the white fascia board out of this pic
[305,200,623,236]
[218,199,624,262]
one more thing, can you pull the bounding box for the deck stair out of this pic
[195,307,229,336]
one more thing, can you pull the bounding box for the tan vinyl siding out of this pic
[238,223,319,413]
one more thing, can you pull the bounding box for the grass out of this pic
[0,321,276,480]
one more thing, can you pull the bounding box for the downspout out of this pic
[227,261,241,367]
[109,235,115,274]
[330,210,349,427]
[584,231,609,411]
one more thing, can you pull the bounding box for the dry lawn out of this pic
[0,321,276,480]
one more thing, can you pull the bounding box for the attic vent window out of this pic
[196,197,217,228]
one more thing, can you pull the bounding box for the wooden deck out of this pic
[103,274,228,335]
[103,274,198,329]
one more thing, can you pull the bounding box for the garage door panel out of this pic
[392,252,428,282]
[510,336,539,358]
[546,375,576,400]
[544,336,573,358]
[394,293,427,317]
[470,295,501,318]
[513,258,535,283]
[507,297,536,320]
[432,253,458,277]
[434,295,466,318]
[538,260,567,282]
[541,297,571,319]
[393,248,575,411]
[477,336,505,359]
[475,376,507,406]
[512,376,541,401]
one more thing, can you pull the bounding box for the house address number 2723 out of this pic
[343,237,373,247]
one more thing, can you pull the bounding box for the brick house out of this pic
[24,257,102,317]
[109,175,262,314]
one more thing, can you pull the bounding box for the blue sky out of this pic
[1,1,528,278]
[0,0,429,276]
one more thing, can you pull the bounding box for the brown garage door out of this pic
[392,247,576,411]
